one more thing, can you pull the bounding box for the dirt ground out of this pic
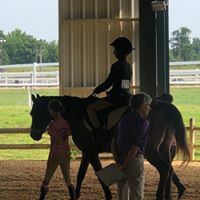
[0,160,199,200]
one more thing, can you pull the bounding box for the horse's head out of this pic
[30,94,51,141]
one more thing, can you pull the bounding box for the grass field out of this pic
[6,66,59,73]
[0,88,58,160]
[0,87,200,160]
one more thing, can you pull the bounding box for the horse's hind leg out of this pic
[145,147,171,200]
[170,146,186,199]
[75,153,89,199]
[159,142,174,200]
[87,152,112,200]
[172,171,186,199]
[165,168,186,200]
[161,162,184,200]
[164,167,173,200]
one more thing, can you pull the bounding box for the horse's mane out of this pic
[38,95,81,102]
[34,95,99,120]
[37,95,98,105]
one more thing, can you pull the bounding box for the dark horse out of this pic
[30,94,190,200]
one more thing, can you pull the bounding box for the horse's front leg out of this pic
[75,152,89,199]
[87,152,112,200]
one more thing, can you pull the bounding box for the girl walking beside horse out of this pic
[38,99,76,200]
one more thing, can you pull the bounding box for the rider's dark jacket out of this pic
[94,58,132,103]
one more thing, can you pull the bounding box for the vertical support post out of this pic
[5,71,8,85]
[139,0,157,97]
[82,0,86,87]
[70,0,74,87]
[157,8,169,95]
[139,0,169,97]
[94,0,99,86]
[32,62,37,84]
[189,118,195,161]
[56,71,59,85]
[26,86,32,107]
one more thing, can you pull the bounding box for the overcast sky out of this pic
[0,0,58,41]
[0,0,199,41]
[169,0,200,38]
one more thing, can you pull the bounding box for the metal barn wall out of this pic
[59,0,139,96]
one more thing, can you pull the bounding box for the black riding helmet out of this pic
[110,37,135,56]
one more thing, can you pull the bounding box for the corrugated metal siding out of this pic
[60,0,139,19]
[59,0,139,95]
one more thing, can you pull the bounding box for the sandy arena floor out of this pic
[0,160,199,200]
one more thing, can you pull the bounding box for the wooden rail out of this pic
[0,144,50,149]
[0,128,50,150]
[186,118,200,160]
[0,118,200,160]
[0,128,30,134]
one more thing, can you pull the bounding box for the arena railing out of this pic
[0,118,199,161]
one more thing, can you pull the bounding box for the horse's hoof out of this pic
[178,185,186,199]
[75,192,80,199]
[105,194,112,200]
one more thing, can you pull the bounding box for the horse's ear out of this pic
[36,94,40,98]
[32,94,36,102]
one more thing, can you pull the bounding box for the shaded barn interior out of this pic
[59,0,169,97]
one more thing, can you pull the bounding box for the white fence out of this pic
[170,69,200,85]
[0,71,59,87]
[1,61,200,87]
[0,62,59,87]
[170,61,200,85]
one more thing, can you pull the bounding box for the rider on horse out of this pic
[86,37,135,134]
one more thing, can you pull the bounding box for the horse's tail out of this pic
[172,105,190,163]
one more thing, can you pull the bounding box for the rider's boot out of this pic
[38,185,49,200]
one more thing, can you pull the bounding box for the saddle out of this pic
[84,103,129,133]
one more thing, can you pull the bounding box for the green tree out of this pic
[45,40,58,62]
[3,29,58,64]
[0,30,9,65]
[5,29,37,64]
[35,39,58,63]
[35,39,48,63]
[169,49,176,62]
[191,37,200,60]
[170,27,192,61]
